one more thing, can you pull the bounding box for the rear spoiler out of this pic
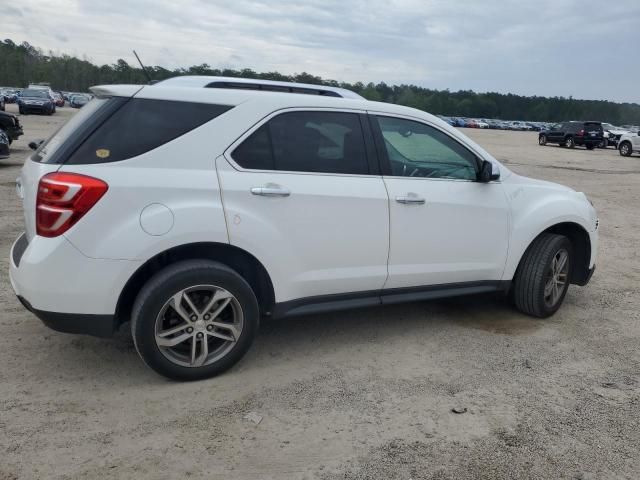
[90,85,144,98]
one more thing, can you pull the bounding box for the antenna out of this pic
[133,50,154,84]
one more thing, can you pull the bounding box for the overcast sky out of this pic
[4,0,639,103]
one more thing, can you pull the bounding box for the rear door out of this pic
[217,109,390,303]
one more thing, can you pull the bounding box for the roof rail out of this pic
[154,76,364,99]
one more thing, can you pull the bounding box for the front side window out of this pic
[376,116,478,180]
[232,111,369,175]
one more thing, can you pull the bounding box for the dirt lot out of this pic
[1,104,639,480]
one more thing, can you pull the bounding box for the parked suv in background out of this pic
[9,77,598,380]
[539,121,603,149]
[618,131,640,157]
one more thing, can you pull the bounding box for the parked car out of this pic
[539,121,604,149]
[509,121,532,131]
[475,119,489,129]
[9,76,598,380]
[0,129,9,159]
[618,131,640,157]
[52,92,65,107]
[452,117,467,127]
[465,118,479,128]
[69,94,89,108]
[0,110,24,143]
[600,123,628,148]
[18,89,56,115]
[437,115,455,126]
[0,94,4,111]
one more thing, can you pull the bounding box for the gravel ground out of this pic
[1,104,639,480]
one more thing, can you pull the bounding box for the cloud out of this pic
[2,0,639,102]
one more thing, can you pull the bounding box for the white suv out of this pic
[618,131,640,157]
[9,76,598,380]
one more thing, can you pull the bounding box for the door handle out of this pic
[250,186,291,197]
[396,194,425,205]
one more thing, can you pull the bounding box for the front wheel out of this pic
[131,260,259,380]
[619,141,632,157]
[513,233,572,318]
[564,137,575,149]
[538,135,547,146]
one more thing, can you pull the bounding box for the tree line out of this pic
[2,39,639,125]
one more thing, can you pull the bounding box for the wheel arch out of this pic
[513,222,592,286]
[115,242,275,328]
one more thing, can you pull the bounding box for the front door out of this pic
[371,114,510,289]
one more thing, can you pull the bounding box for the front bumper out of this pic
[9,232,141,337]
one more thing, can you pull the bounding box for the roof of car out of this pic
[153,76,364,100]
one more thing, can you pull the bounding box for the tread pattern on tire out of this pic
[513,233,569,318]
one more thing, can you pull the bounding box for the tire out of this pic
[586,144,595,150]
[564,136,575,149]
[538,134,547,146]
[512,233,572,318]
[619,141,632,157]
[131,260,260,381]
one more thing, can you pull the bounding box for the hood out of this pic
[503,173,575,193]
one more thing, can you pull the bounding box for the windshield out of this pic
[22,89,49,98]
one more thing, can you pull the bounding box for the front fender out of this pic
[503,186,595,280]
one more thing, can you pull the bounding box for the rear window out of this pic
[66,99,232,164]
[33,97,116,163]
[584,122,603,132]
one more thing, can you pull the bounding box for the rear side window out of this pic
[66,99,232,164]
[232,111,369,175]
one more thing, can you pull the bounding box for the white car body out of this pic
[9,76,598,346]
[618,131,640,156]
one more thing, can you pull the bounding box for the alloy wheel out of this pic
[543,249,569,308]
[154,285,243,368]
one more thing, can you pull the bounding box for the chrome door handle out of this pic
[251,186,291,197]
[396,195,425,205]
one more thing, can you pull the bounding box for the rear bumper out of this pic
[16,295,116,337]
[9,232,141,337]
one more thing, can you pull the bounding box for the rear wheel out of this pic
[586,144,595,150]
[619,141,632,157]
[538,134,547,146]
[513,233,572,318]
[131,260,259,380]
[564,137,575,149]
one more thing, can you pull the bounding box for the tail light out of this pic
[577,129,585,136]
[36,172,108,237]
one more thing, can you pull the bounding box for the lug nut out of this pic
[186,327,194,334]
[203,314,210,320]
[190,315,197,321]
[197,332,204,338]
[206,324,213,331]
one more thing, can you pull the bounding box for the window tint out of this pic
[67,99,232,164]
[376,116,478,180]
[233,111,369,174]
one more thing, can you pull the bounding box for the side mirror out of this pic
[28,139,44,151]
[478,160,500,183]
